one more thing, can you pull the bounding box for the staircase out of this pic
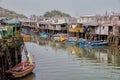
[88,31,95,41]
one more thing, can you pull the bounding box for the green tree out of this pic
[43,10,71,17]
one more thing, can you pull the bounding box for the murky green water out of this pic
[16,35,120,80]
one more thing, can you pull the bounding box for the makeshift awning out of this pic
[38,20,51,24]
[5,20,21,25]
[52,22,67,25]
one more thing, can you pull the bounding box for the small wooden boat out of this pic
[5,62,36,79]
[89,41,108,48]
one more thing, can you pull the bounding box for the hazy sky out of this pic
[0,0,120,17]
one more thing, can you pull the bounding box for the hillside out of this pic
[43,10,71,17]
[0,7,27,18]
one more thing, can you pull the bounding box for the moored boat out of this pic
[77,39,88,47]
[65,37,77,45]
[5,62,36,79]
[89,41,108,48]
[39,32,50,39]
[52,34,68,42]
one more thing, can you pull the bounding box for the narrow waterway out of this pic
[16,35,120,80]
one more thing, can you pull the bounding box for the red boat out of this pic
[5,62,36,79]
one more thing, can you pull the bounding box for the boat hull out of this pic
[39,32,50,39]
[66,40,77,45]
[5,62,36,79]
[78,39,88,47]
[89,42,108,48]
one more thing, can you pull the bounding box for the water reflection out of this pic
[15,72,36,80]
[31,40,120,80]
[31,33,120,66]
[69,46,120,66]
[92,47,120,66]
[24,34,120,80]
[50,42,68,51]
[2,33,120,80]
[108,47,120,66]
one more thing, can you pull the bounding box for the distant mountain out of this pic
[0,7,27,18]
[43,10,71,17]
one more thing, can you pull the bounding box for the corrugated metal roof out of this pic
[51,22,67,25]
[82,21,98,26]
[5,19,21,25]
[38,21,51,24]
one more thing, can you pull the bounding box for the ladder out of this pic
[88,32,94,41]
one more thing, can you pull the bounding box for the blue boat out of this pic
[89,40,104,43]
[77,39,88,47]
[65,37,77,45]
[66,40,77,45]
[39,32,50,39]
[89,41,108,48]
